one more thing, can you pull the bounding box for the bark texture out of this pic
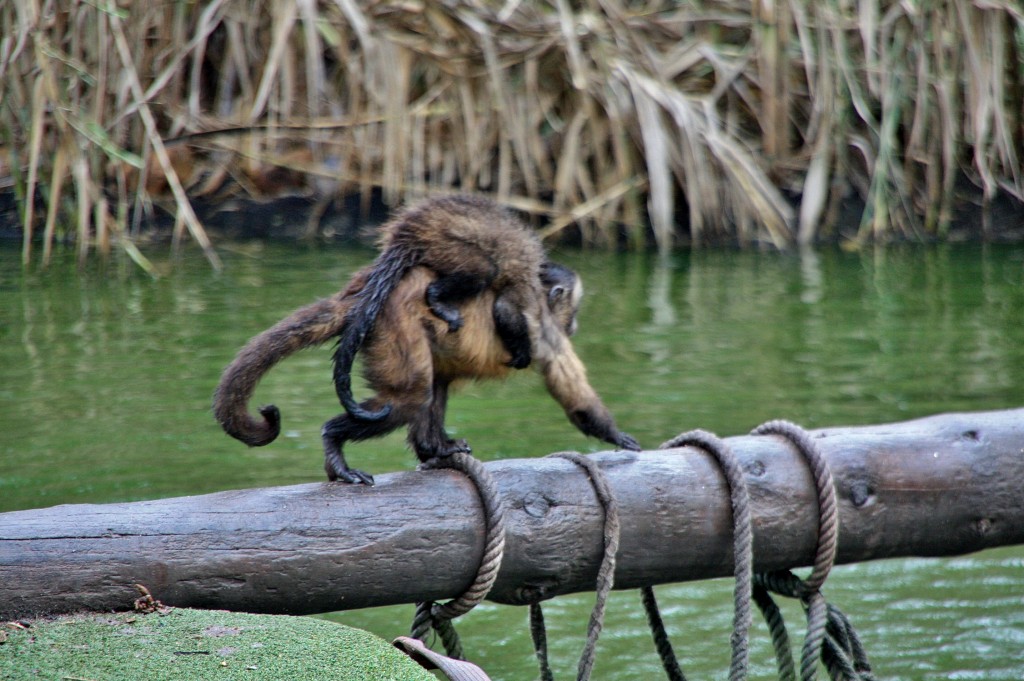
[1,409,1022,620]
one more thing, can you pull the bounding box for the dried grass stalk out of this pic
[1,0,1022,265]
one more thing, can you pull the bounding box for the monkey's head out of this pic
[540,261,583,336]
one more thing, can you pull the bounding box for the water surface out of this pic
[2,241,1023,679]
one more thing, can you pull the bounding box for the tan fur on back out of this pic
[368,267,514,385]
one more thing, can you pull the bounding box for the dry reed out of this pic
[1,0,1022,266]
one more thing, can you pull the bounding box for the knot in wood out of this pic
[521,492,551,518]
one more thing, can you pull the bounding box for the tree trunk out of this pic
[1,409,1022,620]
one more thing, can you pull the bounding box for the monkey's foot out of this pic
[497,320,532,369]
[439,311,464,333]
[330,467,375,485]
[444,438,472,456]
[324,450,375,485]
[418,437,472,470]
[413,437,472,462]
[430,438,471,458]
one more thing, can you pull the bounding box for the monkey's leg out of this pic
[321,399,406,485]
[493,291,533,369]
[426,271,494,332]
[406,379,471,463]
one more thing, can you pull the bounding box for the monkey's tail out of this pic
[213,296,348,446]
[332,247,414,421]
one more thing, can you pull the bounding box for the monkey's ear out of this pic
[548,284,567,304]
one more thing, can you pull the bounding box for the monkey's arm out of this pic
[538,342,640,451]
[492,293,533,369]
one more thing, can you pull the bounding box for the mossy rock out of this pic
[0,608,435,680]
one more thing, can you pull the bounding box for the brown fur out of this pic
[332,195,549,420]
[214,263,638,484]
[380,196,546,292]
[212,269,369,447]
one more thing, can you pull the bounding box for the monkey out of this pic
[213,261,641,485]
[331,194,550,423]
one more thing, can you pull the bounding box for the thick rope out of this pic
[640,585,687,681]
[751,421,837,594]
[752,581,797,681]
[529,451,621,681]
[750,420,875,681]
[824,604,877,680]
[654,429,755,681]
[749,420,835,681]
[529,602,555,681]
[410,452,507,659]
[641,420,873,681]
[404,422,874,680]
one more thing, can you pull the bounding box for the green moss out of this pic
[0,608,435,680]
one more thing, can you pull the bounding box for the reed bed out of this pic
[1,0,1022,266]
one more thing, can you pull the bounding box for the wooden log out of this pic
[2,409,1022,620]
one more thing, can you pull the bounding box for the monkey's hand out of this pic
[612,431,641,452]
[505,348,532,370]
[501,328,532,369]
[425,287,466,333]
[568,409,641,452]
[441,310,465,333]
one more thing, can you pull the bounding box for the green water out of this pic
[2,241,1023,679]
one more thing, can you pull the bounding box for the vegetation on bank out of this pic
[0,608,435,680]
[1,0,1022,267]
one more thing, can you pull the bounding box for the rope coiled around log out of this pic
[649,429,754,681]
[527,451,621,681]
[642,420,875,681]
[406,421,875,681]
[409,452,507,659]
[749,420,875,681]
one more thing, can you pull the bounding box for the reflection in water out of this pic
[1,242,1023,679]
[646,255,677,327]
